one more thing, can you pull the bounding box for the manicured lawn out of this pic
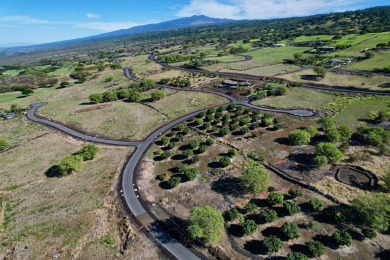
[294,35,334,42]
[253,87,337,110]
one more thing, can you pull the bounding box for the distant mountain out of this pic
[93,15,234,39]
[0,15,235,54]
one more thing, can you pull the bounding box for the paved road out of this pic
[124,68,315,117]
[27,103,142,147]
[149,54,390,97]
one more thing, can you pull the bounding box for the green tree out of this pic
[89,93,103,104]
[182,149,194,158]
[304,126,319,137]
[77,144,99,160]
[58,155,83,175]
[315,142,344,163]
[187,206,224,246]
[140,78,155,89]
[161,136,170,146]
[309,198,324,211]
[189,140,200,149]
[289,130,311,145]
[362,228,376,239]
[338,125,353,142]
[219,126,230,136]
[284,201,301,215]
[60,81,70,88]
[21,88,34,96]
[305,241,325,258]
[317,116,335,130]
[267,193,284,206]
[261,209,278,223]
[288,188,303,199]
[244,202,258,213]
[282,222,300,239]
[263,235,282,254]
[287,252,308,260]
[128,91,143,102]
[224,208,240,222]
[184,168,199,180]
[228,148,238,157]
[167,176,181,188]
[241,162,270,193]
[103,91,118,102]
[332,230,352,247]
[198,145,208,154]
[352,193,390,231]
[325,128,341,143]
[219,156,232,167]
[314,66,326,77]
[116,88,130,99]
[206,138,216,146]
[242,219,258,235]
[151,90,166,101]
[0,139,10,150]
[313,155,328,168]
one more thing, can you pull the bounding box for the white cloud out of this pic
[86,13,100,19]
[178,0,369,19]
[1,15,51,24]
[73,21,138,32]
[177,0,241,19]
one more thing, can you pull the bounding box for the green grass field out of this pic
[0,88,57,105]
[294,35,334,42]
[334,96,390,126]
[253,87,337,110]
[346,49,390,70]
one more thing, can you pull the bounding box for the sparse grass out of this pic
[278,69,390,91]
[0,119,48,146]
[0,87,56,105]
[242,64,301,76]
[121,55,161,74]
[253,87,337,110]
[0,131,131,257]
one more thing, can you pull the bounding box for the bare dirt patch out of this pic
[75,103,112,113]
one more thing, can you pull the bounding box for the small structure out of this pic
[218,79,254,88]
[317,46,336,52]
[273,44,286,48]
[324,58,352,66]
[0,110,16,119]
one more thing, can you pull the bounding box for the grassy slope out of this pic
[294,35,334,42]
[347,49,390,70]
[253,87,337,110]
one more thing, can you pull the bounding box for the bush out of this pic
[77,144,99,160]
[176,163,187,173]
[128,91,143,102]
[362,228,376,239]
[224,208,240,222]
[267,193,284,206]
[315,142,344,163]
[242,219,258,235]
[317,116,335,129]
[161,136,170,146]
[244,202,258,213]
[261,209,278,223]
[282,222,300,239]
[219,156,232,167]
[325,128,341,143]
[313,155,328,168]
[287,252,308,260]
[151,89,166,100]
[284,201,301,215]
[198,145,208,154]
[89,93,103,104]
[228,148,238,157]
[58,155,83,175]
[289,130,311,145]
[241,162,270,193]
[206,138,216,146]
[103,91,118,102]
[160,151,171,160]
[305,241,325,258]
[263,235,282,254]
[333,230,352,247]
[262,118,273,127]
[182,149,194,158]
[309,198,324,211]
[0,139,10,150]
[184,168,199,180]
[288,188,303,199]
[167,177,181,188]
[304,126,319,137]
[219,126,230,136]
[157,173,169,181]
[189,140,200,149]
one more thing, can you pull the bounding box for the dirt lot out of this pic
[0,121,164,259]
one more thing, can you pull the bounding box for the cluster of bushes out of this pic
[56,144,100,176]
[158,53,191,63]
[159,76,191,87]
[357,126,390,154]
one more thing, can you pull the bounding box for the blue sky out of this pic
[0,0,388,47]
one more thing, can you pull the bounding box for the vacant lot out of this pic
[346,49,390,71]
[278,69,390,91]
[253,88,337,110]
[121,55,161,76]
[0,129,163,259]
[0,118,48,147]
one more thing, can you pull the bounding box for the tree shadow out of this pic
[227,224,245,237]
[159,181,172,190]
[375,249,390,260]
[313,234,338,250]
[250,198,269,208]
[211,177,243,197]
[262,226,286,241]
[274,137,290,145]
[45,165,62,178]
[208,161,223,169]
[246,213,265,225]
[243,240,267,255]
[171,154,186,161]
[290,244,308,255]
[346,228,365,242]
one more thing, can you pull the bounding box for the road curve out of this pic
[27,103,142,147]
[149,54,390,97]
